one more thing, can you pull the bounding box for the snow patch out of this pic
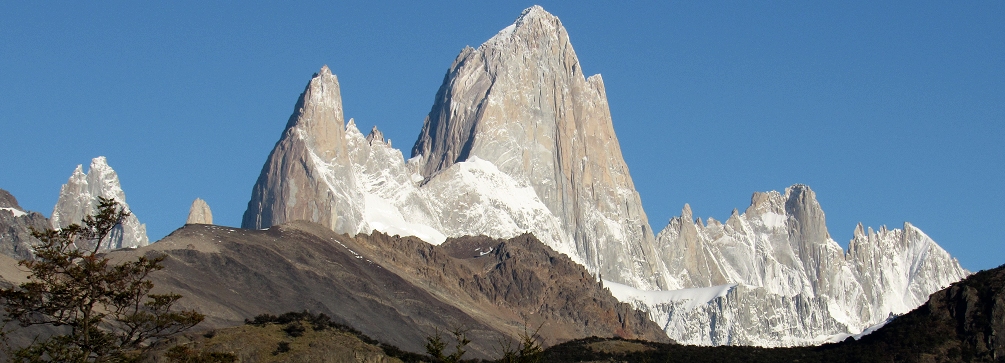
[820,315,894,343]
[759,212,787,229]
[0,207,26,218]
[604,279,736,312]
[363,194,446,245]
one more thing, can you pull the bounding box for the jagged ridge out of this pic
[51,157,149,251]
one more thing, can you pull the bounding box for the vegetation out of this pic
[163,346,237,363]
[424,327,470,363]
[0,197,204,362]
[244,311,428,362]
[496,323,542,363]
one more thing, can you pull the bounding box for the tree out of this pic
[0,197,204,362]
[497,322,542,363]
[425,326,469,363]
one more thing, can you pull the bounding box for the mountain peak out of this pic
[0,189,22,210]
[747,190,785,215]
[242,66,365,233]
[91,155,109,168]
[410,6,663,289]
[186,198,213,225]
[520,5,548,19]
[366,125,385,145]
[782,184,831,243]
[282,65,346,160]
[483,5,567,50]
[51,156,149,250]
[513,5,558,30]
[783,184,822,214]
[681,204,693,219]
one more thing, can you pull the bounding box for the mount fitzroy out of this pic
[243,6,967,346]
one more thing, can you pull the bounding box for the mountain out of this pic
[103,221,667,359]
[243,6,666,291]
[186,198,213,225]
[538,263,1005,362]
[411,5,666,291]
[239,6,968,348]
[242,66,368,234]
[0,189,48,260]
[50,157,149,250]
[607,184,968,346]
[240,67,565,247]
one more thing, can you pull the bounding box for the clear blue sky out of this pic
[1,2,1002,271]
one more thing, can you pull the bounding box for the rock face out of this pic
[242,66,366,234]
[411,6,666,290]
[245,7,665,289]
[608,184,969,346]
[0,189,49,260]
[51,157,149,250]
[186,198,213,225]
[0,190,21,210]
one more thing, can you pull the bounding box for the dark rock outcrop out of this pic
[0,189,48,260]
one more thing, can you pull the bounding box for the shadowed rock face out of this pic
[0,189,48,260]
[50,157,148,250]
[411,6,666,290]
[113,222,666,359]
[186,198,212,225]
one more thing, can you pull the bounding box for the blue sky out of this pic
[1,2,1002,271]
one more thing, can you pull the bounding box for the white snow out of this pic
[423,156,581,265]
[363,194,446,244]
[820,316,894,343]
[0,207,26,218]
[759,212,787,229]
[495,24,516,39]
[604,279,736,312]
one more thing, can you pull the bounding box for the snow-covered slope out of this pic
[244,69,574,254]
[0,208,26,218]
[51,157,149,250]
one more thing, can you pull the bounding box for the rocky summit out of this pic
[51,156,149,251]
[242,66,367,234]
[238,5,968,348]
[186,198,213,225]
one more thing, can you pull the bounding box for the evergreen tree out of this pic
[0,197,203,362]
